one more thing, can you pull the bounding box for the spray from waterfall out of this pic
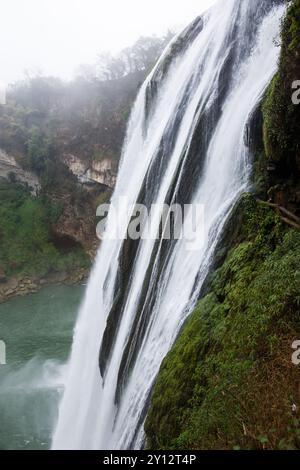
[52,0,285,450]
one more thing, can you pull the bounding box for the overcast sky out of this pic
[0,0,216,86]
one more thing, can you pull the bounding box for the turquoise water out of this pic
[0,284,85,450]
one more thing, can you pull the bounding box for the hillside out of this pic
[0,35,170,301]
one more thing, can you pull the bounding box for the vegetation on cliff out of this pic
[262,0,300,181]
[0,35,169,284]
[0,35,172,171]
[145,195,300,450]
[0,180,89,278]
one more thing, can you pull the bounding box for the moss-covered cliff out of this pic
[145,0,300,450]
[145,195,300,449]
[261,0,300,212]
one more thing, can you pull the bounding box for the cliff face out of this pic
[145,196,300,450]
[0,71,143,285]
[0,149,40,194]
[62,154,117,189]
[0,34,171,296]
[145,0,300,450]
[261,0,300,214]
[0,66,147,256]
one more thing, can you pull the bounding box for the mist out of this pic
[0,0,216,86]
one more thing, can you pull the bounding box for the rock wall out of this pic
[62,153,117,189]
[0,149,40,195]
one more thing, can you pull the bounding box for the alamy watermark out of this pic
[0,340,6,365]
[96,198,205,251]
[0,83,6,105]
[292,340,300,366]
[291,80,300,105]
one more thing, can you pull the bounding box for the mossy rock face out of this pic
[200,193,278,296]
[262,0,300,175]
[145,195,300,450]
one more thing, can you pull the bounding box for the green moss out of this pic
[252,152,269,199]
[145,195,300,450]
[287,0,300,52]
[262,0,300,171]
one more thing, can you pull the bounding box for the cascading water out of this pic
[52,0,285,450]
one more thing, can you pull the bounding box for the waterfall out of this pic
[52,0,285,450]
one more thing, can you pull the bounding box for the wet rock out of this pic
[0,267,6,283]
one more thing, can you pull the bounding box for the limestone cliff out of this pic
[0,149,40,195]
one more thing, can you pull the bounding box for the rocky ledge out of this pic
[62,153,117,189]
[0,149,40,194]
[0,267,89,304]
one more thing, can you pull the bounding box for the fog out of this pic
[0,0,216,86]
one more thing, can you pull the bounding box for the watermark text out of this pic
[96,199,206,252]
[0,84,6,105]
[291,340,300,366]
[0,340,6,365]
[291,80,300,105]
